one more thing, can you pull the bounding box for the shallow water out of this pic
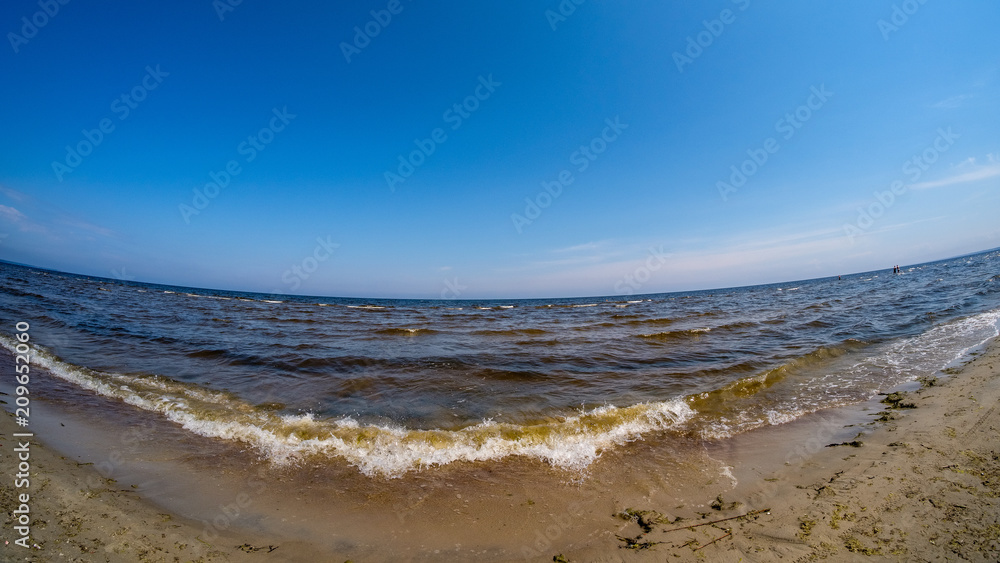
[1,249,999,477]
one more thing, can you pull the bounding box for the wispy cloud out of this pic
[0,205,26,223]
[0,186,29,203]
[552,240,612,253]
[56,217,117,238]
[0,186,118,240]
[0,205,47,234]
[954,157,977,169]
[496,239,627,273]
[858,216,948,236]
[910,163,1000,190]
[931,94,972,109]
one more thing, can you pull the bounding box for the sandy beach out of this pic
[579,339,1000,563]
[3,0,998,560]
[3,338,1000,562]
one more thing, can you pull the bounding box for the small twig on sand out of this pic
[662,508,770,534]
[694,531,732,551]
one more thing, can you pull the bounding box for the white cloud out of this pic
[552,240,612,253]
[0,204,26,223]
[910,163,1000,190]
[0,205,47,234]
[0,186,29,202]
[57,217,116,238]
[931,94,972,109]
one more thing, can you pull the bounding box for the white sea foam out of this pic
[5,306,997,477]
[0,337,694,477]
[848,307,1000,382]
[693,308,1000,440]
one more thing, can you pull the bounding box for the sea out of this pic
[2,249,999,480]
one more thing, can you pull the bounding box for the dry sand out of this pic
[2,339,999,562]
[565,340,1000,562]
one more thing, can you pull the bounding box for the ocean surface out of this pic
[2,250,999,477]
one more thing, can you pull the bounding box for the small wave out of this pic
[624,317,677,327]
[637,328,711,341]
[0,287,45,299]
[716,321,756,331]
[471,367,550,381]
[693,310,724,318]
[0,337,694,478]
[186,348,230,359]
[260,316,320,324]
[262,300,284,304]
[691,339,868,403]
[374,328,437,336]
[347,305,385,310]
[472,328,548,337]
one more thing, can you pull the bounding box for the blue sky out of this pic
[1,0,998,298]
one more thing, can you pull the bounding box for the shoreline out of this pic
[0,404,298,562]
[1,340,998,561]
[593,338,1000,562]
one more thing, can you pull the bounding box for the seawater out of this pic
[1,249,998,477]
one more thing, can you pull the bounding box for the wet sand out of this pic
[2,338,999,561]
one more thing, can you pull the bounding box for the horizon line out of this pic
[3,245,997,302]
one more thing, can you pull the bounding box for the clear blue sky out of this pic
[2,0,998,298]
